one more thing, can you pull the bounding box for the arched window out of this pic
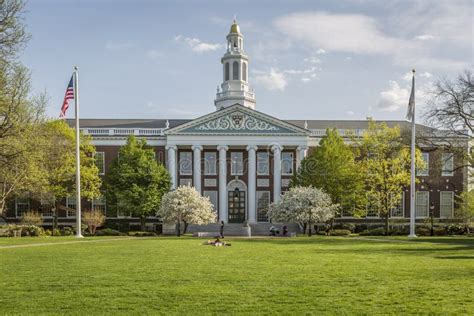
[225,62,230,81]
[242,62,247,82]
[233,61,239,80]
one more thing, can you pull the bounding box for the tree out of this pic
[21,211,43,226]
[455,190,474,234]
[360,122,424,235]
[0,1,46,215]
[39,120,102,230]
[268,186,338,236]
[157,186,215,236]
[82,210,105,235]
[105,135,171,230]
[292,128,366,216]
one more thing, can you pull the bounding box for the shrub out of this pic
[20,225,45,237]
[433,226,447,236]
[128,231,156,237]
[82,210,105,235]
[446,224,466,235]
[21,211,43,226]
[96,228,126,236]
[359,228,386,236]
[53,228,62,236]
[7,224,23,237]
[330,229,351,236]
[45,229,52,236]
[416,227,431,236]
[62,226,74,236]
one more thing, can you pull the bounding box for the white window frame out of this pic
[95,152,105,175]
[256,191,270,222]
[417,152,429,176]
[66,196,76,218]
[257,152,269,175]
[40,194,54,218]
[441,153,454,176]
[15,196,30,218]
[415,191,429,218]
[390,192,405,218]
[281,152,294,175]
[92,195,107,215]
[204,152,217,175]
[439,191,454,218]
[179,152,193,175]
[231,152,243,175]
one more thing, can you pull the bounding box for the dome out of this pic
[229,22,241,34]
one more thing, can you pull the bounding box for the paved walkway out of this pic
[0,237,138,250]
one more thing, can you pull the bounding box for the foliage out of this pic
[0,0,30,61]
[20,211,43,226]
[20,225,45,237]
[446,224,466,235]
[359,122,424,235]
[359,228,386,236]
[62,226,74,236]
[128,231,156,237]
[455,190,474,233]
[329,229,351,236]
[268,186,338,236]
[292,128,366,216]
[82,210,106,235]
[157,185,216,236]
[105,135,171,230]
[96,228,126,236]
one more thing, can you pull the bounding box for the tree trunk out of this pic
[308,221,312,237]
[53,201,60,236]
[302,222,307,235]
[183,221,189,235]
[140,216,146,231]
[176,222,181,237]
[385,215,389,236]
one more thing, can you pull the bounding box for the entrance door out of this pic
[228,188,246,223]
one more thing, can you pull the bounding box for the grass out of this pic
[0,236,473,315]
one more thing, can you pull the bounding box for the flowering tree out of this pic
[82,210,106,235]
[268,186,338,236]
[157,186,216,236]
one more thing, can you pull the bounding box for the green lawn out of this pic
[1,236,473,315]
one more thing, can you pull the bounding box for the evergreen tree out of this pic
[105,135,171,230]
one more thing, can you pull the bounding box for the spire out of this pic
[214,20,256,110]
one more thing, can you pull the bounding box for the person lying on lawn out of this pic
[205,238,231,247]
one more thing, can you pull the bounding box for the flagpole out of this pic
[408,69,417,238]
[74,66,83,238]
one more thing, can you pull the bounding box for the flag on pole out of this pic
[60,76,74,118]
[406,69,415,120]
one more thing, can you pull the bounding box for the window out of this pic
[179,152,192,175]
[257,152,269,175]
[366,195,379,218]
[441,153,454,176]
[40,193,54,217]
[15,196,30,217]
[203,191,218,214]
[92,195,106,215]
[204,152,217,175]
[225,62,230,81]
[440,191,454,218]
[231,152,243,175]
[242,62,247,81]
[257,191,270,222]
[94,152,105,175]
[232,61,239,80]
[415,191,429,218]
[282,152,294,175]
[66,196,76,218]
[391,192,405,218]
[417,153,429,176]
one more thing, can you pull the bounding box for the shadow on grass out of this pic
[435,256,474,260]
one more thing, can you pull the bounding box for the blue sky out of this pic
[22,0,472,121]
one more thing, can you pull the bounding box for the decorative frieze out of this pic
[204,178,217,187]
[195,111,280,132]
[281,179,291,188]
[257,179,269,187]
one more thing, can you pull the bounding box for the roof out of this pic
[66,119,191,129]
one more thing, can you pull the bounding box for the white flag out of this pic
[406,70,415,120]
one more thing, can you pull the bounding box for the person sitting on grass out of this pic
[205,238,231,247]
[269,226,279,236]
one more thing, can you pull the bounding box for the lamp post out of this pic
[429,201,435,236]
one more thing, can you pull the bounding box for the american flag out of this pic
[60,76,74,118]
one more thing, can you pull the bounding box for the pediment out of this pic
[166,104,308,136]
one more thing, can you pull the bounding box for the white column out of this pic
[247,145,257,223]
[166,145,177,189]
[296,146,308,171]
[191,145,203,194]
[272,144,282,203]
[218,145,228,223]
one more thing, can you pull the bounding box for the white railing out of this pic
[216,90,255,99]
[309,129,366,137]
[81,128,166,136]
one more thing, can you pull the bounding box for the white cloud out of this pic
[304,56,322,64]
[316,48,326,54]
[105,41,135,51]
[301,78,311,83]
[175,35,223,53]
[146,50,163,59]
[346,110,355,116]
[415,34,436,41]
[254,69,287,91]
[275,11,408,55]
[420,71,433,79]
[377,80,410,112]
